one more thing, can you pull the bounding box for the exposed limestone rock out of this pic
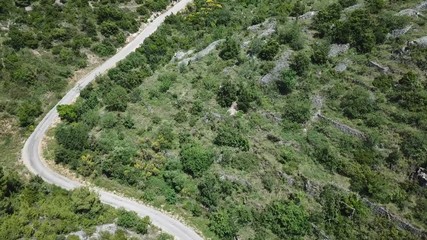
[260,50,292,84]
[54,0,64,6]
[328,44,350,58]
[408,36,427,48]
[178,39,225,66]
[397,9,422,17]
[248,18,277,38]
[172,50,194,61]
[343,4,363,12]
[387,25,412,39]
[416,1,427,11]
[412,167,427,187]
[335,62,348,72]
[299,11,317,20]
[227,101,238,116]
[318,114,366,140]
[369,60,390,73]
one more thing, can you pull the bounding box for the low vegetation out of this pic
[48,0,427,239]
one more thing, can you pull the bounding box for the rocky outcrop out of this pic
[328,44,350,58]
[387,25,412,39]
[397,9,423,17]
[335,62,348,72]
[318,114,367,140]
[177,39,225,66]
[299,11,317,20]
[416,1,427,11]
[362,199,427,238]
[247,18,277,38]
[368,60,390,73]
[408,36,427,48]
[260,50,293,84]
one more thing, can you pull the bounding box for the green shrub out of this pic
[283,96,311,124]
[180,144,214,177]
[258,40,280,61]
[339,0,357,8]
[117,209,150,234]
[340,87,376,119]
[209,209,238,240]
[17,99,42,127]
[290,52,310,76]
[263,200,309,238]
[104,85,128,111]
[214,125,250,151]
[219,38,240,60]
[57,104,79,122]
[277,70,297,95]
[311,41,329,64]
[278,23,305,50]
[217,80,239,108]
[372,74,394,92]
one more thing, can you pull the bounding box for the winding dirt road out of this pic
[21,1,203,239]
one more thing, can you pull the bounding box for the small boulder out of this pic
[328,44,350,58]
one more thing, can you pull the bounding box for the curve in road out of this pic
[21,1,203,239]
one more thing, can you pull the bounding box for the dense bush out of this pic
[290,52,310,76]
[17,99,42,127]
[219,38,240,60]
[180,144,214,177]
[340,87,376,119]
[262,200,309,238]
[117,209,150,234]
[214,125,250,151]
[258,40,280,61]
[283,96,311,124]
[104,85,129,111]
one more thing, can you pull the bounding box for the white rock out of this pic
[328,44,350,58]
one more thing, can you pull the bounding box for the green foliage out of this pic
[311,41,329,64]
[365,0,385,13]
[17,99,42,127]
[158,72,177,93]
[277,70,297,95]
[214,124,250,151]
[219,38,240,60]
[217,80,239,108]
[263,200,309,238]
[340,87,376,119]
[36,1,427,239]
[222,151,259,171]
[339,0,357,8]
[55,123,89,151]
[283,96,311,124]
[57,104,79,122]
[92,42,116,57]
[117,209,150,234]
[278,23,305,50]
[6,27,38,50]
[373,74,394,92]
[180,144,214,177]
[197,174,222,208]
[104,85,128,111]
[290,52,310,76]
[0,173,117,239]
[216,80,258,111]
[258,40,280,61]
[209,209,238,239]
[313,3,343,37]
[389,72,427,112]
[290,1,305,17]
[315,146,342,172]
[71,188,103,216]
